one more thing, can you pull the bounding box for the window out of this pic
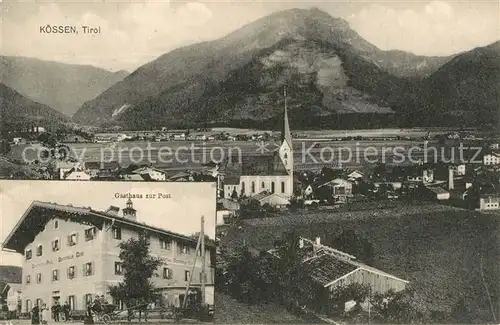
[112,227,121,240]
[26,275,31,284]
[271,182,275,193]
[85,227,96,241]
[54,220,59,229]
[52,269,59,281]
[184,270,190,281]
[25,249,32,260]
[68,296,75,310]
[281,181,285,193]
[163,267,172,279]
[84,262,93,276]
[68,233,78,246]
[36,245,43,256]
[25,300,32,313]
[261,181,265,189]
[36,273,42,283]
[84,294,93,306]
[180,244,190,254]
[251,182,255,193]
[68,266,76,279]
[114,262,123,275]
[160,239,171,250]
[52,239,60,252]
[241,182,245,194]
[199,272,207,283]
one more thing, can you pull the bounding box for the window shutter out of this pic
[92,262,95,275]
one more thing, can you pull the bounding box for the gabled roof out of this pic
[133,167,167,175]
[1,201,215,254]
[86,161,121,170]
[224,154,289,179]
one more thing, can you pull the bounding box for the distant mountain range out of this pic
[0,56,128,117]
[0,83,67,126]
[4,8,498,130]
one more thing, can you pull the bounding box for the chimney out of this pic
[315,237,321,245]
[105,206,120,216]
[448,168,454,190]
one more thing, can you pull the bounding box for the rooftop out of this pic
[2,200,215,254]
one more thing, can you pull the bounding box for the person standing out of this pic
[31,304,40,325]
[41,304,50,325]
[54,301,61,322]
[62,301,70,321]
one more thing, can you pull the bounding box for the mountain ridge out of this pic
[0,56,129,117]
[72,8,497,129]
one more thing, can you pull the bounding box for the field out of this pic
[214,293,320,324]
[221,204,500,322]
[6,138,463,171]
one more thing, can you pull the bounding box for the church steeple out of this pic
[280,86,293,149]
[122,198,137,221]
[278,86,293,178]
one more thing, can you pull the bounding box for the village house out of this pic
[483,151,500,165]
[318,178,354,203]
[131,166,168,181]
[85,161,121,178]
[172,133,186,141]
[63,169,92,181]
[1,199,215,313]
[347,170,364,182]
[242,191,290,209]
[4,283,22,317]
[169,171,194,182]
[425,186,450,201]
[448,163,466,176]
[267,237,408,309]
[478,194,500,210]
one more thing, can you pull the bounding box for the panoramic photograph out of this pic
[0,181,216,323]
[1,0,499,324]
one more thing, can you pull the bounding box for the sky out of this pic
[1,0,499,72]
[0,180,216,267]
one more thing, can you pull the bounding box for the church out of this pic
[222,90,294,201]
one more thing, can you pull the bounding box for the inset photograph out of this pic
[0,181,216,323]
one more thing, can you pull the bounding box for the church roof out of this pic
[223,153,289,182]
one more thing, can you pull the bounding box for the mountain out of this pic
[413,41,500,126]
[0,56,128,117]
[0,83,67,127]
[73,8,492,129]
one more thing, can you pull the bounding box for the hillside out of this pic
[412,41,500,127]
[0,83,67,124]
[0,56,128,117]
[215,292,320,323]
[221,204,500,323]
[73,8,455,129]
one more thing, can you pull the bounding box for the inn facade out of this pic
[2,199,215,313]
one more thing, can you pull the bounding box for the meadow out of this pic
[222,204,500,322]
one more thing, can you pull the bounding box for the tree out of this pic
[328,230,375,264]
[327,283,371,315]
[109,232,162,313]
[369,287,421,324]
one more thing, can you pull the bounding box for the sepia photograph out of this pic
[0,181,216,323]
[1,0,499,324]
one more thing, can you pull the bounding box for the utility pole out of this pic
[201,215,206,307]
